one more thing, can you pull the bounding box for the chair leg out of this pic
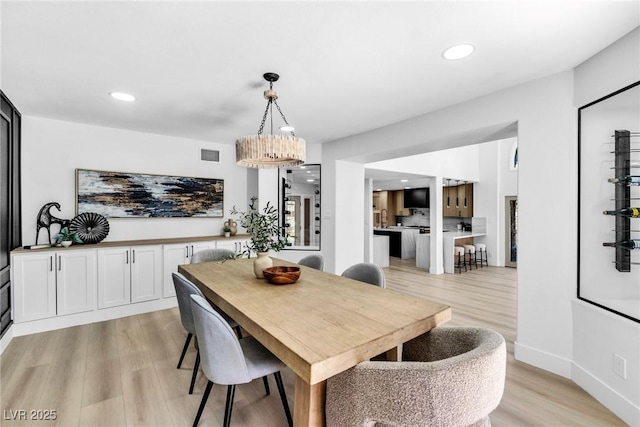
[223,385,236,427]
[262,376,270,395]
[192,380,213,427]
[274,372,293,427]
[189,351,200,394]
[177,333,193,369]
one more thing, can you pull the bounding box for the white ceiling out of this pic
[365,168,433,191]
[2,1,638,149]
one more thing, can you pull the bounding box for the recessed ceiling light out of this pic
[400,179,409,183]
[109,92,136,102]
[280,125,295,132]
[375,189,382,191]
[306,179,314,182]
[299,166,306,169]
[442,44,475,60]
[404,186,412,189]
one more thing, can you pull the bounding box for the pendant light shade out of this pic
[236,73,306,168]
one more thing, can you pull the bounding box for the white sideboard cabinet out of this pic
[12,249,97,322]
[162,240,218,297]
[10,234,251,336]
[97,245,162,309]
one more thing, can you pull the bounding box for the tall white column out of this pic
[429,176,444,274]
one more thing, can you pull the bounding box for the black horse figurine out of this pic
[36,202,71,244]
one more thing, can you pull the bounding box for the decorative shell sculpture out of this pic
[69,212,110,244]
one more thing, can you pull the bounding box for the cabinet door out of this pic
[190,241,217,260]
[12,253,56,322]
[465,183,474,217]
[131,245,162,303]
[443,185,456,217]
[97,248,131,309]
[162,243,190,297]
[56,250,97,316]
[216,239,247,256]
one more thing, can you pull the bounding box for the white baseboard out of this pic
[11,297,177,337]
[515,341,640,425]
[0,326,14,355]
[573,362,640,427]
[514,340,572,378]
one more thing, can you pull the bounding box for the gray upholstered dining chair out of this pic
[297,254,324,270]
[191,248,236,263]
[172,272,241,395]
[190,294,293,427]
[341,262,386,287]
[326,326,507,427]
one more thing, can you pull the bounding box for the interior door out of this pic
[505,196,518,268]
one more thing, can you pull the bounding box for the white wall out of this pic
[572,27,640,426]
[21,116,248,244]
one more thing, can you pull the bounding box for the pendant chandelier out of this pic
[236,72,306,168]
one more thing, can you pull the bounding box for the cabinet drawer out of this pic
[0,306,11,336]
[0,281,10,317]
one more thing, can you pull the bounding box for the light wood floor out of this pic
[0,259,625,427]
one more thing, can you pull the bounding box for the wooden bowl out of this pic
[263,266,301,285]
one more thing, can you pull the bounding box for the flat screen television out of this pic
[404,187,429,208]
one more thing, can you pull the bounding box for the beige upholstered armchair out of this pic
[326,327,506,427]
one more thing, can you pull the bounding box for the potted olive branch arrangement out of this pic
[231,196,288,278]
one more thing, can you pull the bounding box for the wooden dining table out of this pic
[178,258,451,427]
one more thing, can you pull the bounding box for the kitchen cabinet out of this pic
[216,238,247,255]
[12,249,97,322]
[372,191,389,227]
[373,229,419,259]
[394,191,410,217]
[97,245,162,309]
[374,190,412,227]
[162,241,217,297]
[443,183,474,217]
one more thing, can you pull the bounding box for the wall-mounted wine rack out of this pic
[613,130,631,271]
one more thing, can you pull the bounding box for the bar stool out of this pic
[454,246,467,273]
[464,245,477,270]
[475,243,488,267]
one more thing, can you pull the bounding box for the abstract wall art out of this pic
[76,169,224,218]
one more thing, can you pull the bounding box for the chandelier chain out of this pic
[273,100,295,136]
[257,99,273,135]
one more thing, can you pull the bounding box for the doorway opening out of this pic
[505,196,518,268]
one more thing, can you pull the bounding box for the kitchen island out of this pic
[443,231,487,273]
[373,227,420,259]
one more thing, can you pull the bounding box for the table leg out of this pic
[385,343,403,361]
[293,375,326,427]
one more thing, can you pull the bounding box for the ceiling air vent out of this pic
[201,149,220,162]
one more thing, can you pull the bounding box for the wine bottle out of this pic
[603,239,640,250]
[603,207,640,218]
[608,176,640,185]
